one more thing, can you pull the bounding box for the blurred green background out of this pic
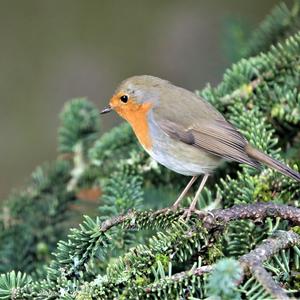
[0,0,279,200]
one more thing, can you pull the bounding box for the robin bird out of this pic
[101,75,300,217]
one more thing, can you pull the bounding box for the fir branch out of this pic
[201,30,300,122]
[217,74,265,106]
[1,204,300,299]
[0,160,75,274]
[96,201,300,233]
[100,211,135,232]
[244,1,300,57]
[0,271,32,300]
[58,98,100,154]
[239,230,300,300]
[172,265,213,281]
[51,203,300,282]
[85,201,300,235]
[139,231,300,299]
[202,202,300,229]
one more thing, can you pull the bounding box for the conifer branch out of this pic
[101,202,300,232]
[218,73,267,105]
[202,202,300,229]
[100,210,135,231]
[239,230,300,300]
[155,231,299,300]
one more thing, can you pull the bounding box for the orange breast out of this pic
[114,102,153,150]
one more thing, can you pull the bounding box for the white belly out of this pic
[145,148,205,176]
[143,134,220,176]
[141,112,221,176]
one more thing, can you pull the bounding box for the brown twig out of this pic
[144,265,214,295]
[98,203,300,233]
[220,75,264,104]
[92,203,300,298]
[201,202,300,229]
[170,265,213,282]
[99,202,300,235]
[100,210,135,231]
[239,230,300,300]
[151,231,299,299]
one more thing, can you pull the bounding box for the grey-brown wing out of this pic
[157,118,261,169]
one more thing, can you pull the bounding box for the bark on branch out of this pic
[239,230,300,300]
[100,202,300,232]
[160,231,299,300]
[98,203,300,299]
[201,202,300,229]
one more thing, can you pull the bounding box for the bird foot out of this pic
[180,207,213,222]
[180,206,196,221]
[170,203,181,212]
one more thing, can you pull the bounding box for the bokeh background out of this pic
[0,0,280,200]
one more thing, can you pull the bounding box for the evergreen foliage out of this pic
[207,258,242,300]
[0,1,300,299]
[244,1,300,57]
[0,160,74,275]
[58,98,100,155]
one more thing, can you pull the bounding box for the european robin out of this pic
[101,75,300,217]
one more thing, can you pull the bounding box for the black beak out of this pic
[100,105,112,114]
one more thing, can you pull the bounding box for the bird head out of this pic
[100,75,168,121]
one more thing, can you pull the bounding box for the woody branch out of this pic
[156,230,299,300]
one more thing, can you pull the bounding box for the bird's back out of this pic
[153,81,224,126]
[148,79,260,170]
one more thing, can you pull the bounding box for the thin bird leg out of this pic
[184,174,209,218]
[172,176,198,209]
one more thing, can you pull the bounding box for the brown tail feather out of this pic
[245,144,300,182]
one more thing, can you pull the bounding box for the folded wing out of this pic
[157,118,261,169]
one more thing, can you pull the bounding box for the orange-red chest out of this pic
[115,102,153,150]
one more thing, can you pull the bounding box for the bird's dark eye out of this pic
[120,95,128,103]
